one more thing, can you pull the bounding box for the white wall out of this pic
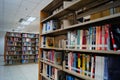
[0,31,6,55]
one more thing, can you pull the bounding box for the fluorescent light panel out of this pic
[27,17,36,22]
[17,26,25,29]
[20,17,36,25]
[21,21,31,25]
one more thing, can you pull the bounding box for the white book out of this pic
[95,56,105,80]
[42,23,46,33]
[80,30,83,49]
[91,56,94,78]
[54,68,58,80]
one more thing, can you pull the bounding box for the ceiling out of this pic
[0,0,52,33]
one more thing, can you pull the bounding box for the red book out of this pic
[104,24,110,50]
[99,26,102,50]
[82,30,86,49]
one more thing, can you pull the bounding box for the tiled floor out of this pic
[0,56,38,80]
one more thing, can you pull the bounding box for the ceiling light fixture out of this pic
[21,21,31,25]
[17,26,25,29]
[27,17,36,22]
[20,17,36,25]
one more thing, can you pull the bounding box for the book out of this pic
[54,51,62,65]
[46,37,54,48]
[77,53,81,73]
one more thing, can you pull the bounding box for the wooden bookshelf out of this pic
[39,0,120,80]
[40,73,51,80]
[41,0,95,22]
[40,60,62,70]
[63,69,94,80]
[40,47,63,51]
[4,32,39,65]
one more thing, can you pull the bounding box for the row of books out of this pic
[42,20,60,33]
[21,59,38,64]
[6,55,38,59]
[6,60,21,64]
[7,38,38,42]
[41,35,66,48]
[6,50,38,55]
[65,52,120,80]
[7,37,21,42]
[6,32,21,37]
[42,64,64,80]
[22,43,38,46]
[22,51,38,54]
[7,42,22,46]
[41,63,82,80]
[22,33,39,38]
[65,52,95,78]
[21,55,37,59]
[66,24,110,50]
[41,24,120,51]
[22,47,38,51]
[6,56,21,60]
[66,74,83,80]
[6,57,38,64]
[41,74,81,80]
[42,50,62,65]
[22,38,38,42]
[7,47,21,51]
[6,51,22,55]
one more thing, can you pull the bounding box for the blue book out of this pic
[49,65,52,77]
[73,53,77,72]
[104,57,108,80]
[47,65,49,77]
[71,76,74,80]
[77,30,80,49]
[108,56,120,80]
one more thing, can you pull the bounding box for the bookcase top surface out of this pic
[41,0,95,22]
[41,0,71,12]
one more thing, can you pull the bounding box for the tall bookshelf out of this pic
[39,0,120,80]
[4,32,39,65]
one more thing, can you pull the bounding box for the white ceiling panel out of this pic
[18,0,38,13]
[25,0,43,4]
[0,0,53,32]
[30,0,52,18]
[4,0,22,5]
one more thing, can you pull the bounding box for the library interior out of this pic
[0,0,120,80]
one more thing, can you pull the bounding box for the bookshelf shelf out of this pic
[4,32,39,65]
[39,0,120,80]
[41,13,120,36]
[41,47,120,55]
[40,73,51,80]
[40,47,63,51]
[64,48,120,55]
[41,28,65,36]
[63,69,94,80]
[40,60,62,70]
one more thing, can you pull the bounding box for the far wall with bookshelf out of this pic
[4,32,39,65]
